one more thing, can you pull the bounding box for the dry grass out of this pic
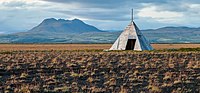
[151,43,200,50]
[0,44,199,51]
[0,51,199,92]
[0,44,110,51]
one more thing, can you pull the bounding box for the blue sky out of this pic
[0,0,200,34]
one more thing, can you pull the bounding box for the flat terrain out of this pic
[0,44,199,50]
[152,43,200,49]
[0,44,199,92]
[0,51,199,92]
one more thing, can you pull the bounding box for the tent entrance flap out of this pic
[125,39,136,50]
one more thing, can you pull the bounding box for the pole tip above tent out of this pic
[109,9,153,51]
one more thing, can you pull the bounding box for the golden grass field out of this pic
[0,44,199,92]
[0,50,199,92]
[0,44,199,51]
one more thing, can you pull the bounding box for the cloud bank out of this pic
[0,0,200,33]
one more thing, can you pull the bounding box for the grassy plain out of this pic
[0,44,199,92]
[0,51,199,92]
[0,43,199,51]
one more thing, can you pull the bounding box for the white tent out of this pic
[109,9,153,51]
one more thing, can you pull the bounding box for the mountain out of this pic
[28,18,102,33]
[142,26,200,43]
[0,19,199,43]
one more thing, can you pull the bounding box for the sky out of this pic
[0,0,200,34]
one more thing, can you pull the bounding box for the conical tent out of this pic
[110,10,153,51]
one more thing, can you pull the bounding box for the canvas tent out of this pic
[109,9,153,51]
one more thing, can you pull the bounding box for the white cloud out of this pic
[0,0,36,9]
[0,32,4,34]
[187,4,200,9]
[137,6,183,23]
[0,0,84,32]
[184,3,200,15]
[0,0,200,33]
[178,3,200,27]
[0,0,82,10]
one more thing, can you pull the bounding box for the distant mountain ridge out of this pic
[143,26,199,31]
[0,18,199,43]
[28,18,102,33]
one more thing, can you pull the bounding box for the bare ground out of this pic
[0,51,199,92]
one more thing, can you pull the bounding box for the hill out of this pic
[143,26,200,43]
[0,18,199,43]
[28,18,101,33]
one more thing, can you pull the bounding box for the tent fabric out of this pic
[109,21,153,51]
